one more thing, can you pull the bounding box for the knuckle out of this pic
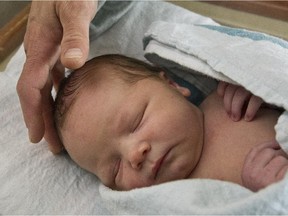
[16,80,25,95]
[261,148,275,156]
[57,1,96,20]
[274,155,288,164]
[236,87,247,97]
[64,31,85,42]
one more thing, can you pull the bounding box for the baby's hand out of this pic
[217,81,264,121]
[242,140,288,191]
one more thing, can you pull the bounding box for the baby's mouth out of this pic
[152,148,172,180]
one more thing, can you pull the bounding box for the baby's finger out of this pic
[230,87,251,121]
[244,140,280,165]
[244,95,263,121]
[276,165,288,181]
[268,156,288,176]
[217,81,229,97]
[223,84,238,117]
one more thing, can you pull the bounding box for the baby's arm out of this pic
[217,81,264,121]
[242,140,288,191]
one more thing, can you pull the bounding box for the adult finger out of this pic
[56,1,97,69]
[17,66,46,142]
[17,1,62,143]
[51,60,65,92]
[18,49,61,143]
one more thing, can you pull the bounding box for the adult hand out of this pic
[17,1,97,154]
[242,140,288,191]
[217,81,264,122]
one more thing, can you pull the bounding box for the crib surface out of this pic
[171,1,288,41]
[0,2,30,71]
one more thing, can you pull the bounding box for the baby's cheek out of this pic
[119,173,152,191]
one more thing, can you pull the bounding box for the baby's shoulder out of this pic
[199,91,224,117]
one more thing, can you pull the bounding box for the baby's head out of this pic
[54,54,204,190]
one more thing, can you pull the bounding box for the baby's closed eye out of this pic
[132,103,147,133]
[113,158,121,184]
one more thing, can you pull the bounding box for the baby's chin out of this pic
[155,168,195,187]
[113,172,192,191]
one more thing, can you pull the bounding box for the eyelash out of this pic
[113,159,121,183]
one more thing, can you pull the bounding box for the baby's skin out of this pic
[190,90,286,191]
[214,82,288,191]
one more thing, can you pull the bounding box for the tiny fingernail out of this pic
[245,115,251,121]
[64,48,83,59]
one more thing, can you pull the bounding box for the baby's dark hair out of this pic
[54,54,162,144]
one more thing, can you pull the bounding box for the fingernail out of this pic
[227,111,231,117]
[49,144,65,155]
[245,115,251,121]
[64,48,83,59]
[28,130,36,143]
[232,114,238,121]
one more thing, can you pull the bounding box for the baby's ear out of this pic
[159,72,191,97]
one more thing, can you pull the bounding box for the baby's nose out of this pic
[129,142,151,170]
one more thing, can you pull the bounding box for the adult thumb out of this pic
[58,2,97,69]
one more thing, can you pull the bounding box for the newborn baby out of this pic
[54,54,288,191]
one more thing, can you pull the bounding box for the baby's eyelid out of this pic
[133,103,147,132]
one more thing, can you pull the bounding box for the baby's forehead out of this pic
[61,61,161,124]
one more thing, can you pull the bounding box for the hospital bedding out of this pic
[1,1,287,214]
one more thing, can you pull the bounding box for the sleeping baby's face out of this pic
[61,73,204,190]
